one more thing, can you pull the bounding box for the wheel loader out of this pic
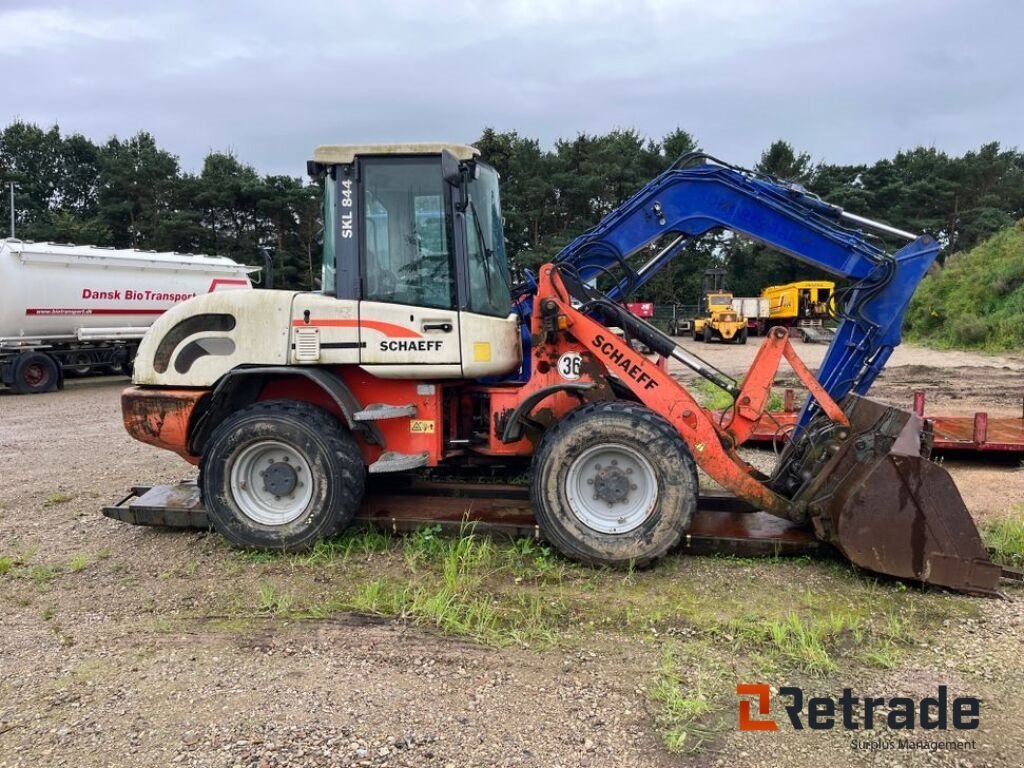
[112,144,1005,595]
[692,268,747,344]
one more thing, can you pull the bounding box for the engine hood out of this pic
[133,289,297,387]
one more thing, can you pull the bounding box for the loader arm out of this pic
[518,156,1000,595]
[519,154,940,418]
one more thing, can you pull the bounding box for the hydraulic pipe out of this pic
[839,211,917,242]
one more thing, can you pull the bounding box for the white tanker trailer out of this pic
[0,239,258,393]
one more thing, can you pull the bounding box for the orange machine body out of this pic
[122,263,846,523]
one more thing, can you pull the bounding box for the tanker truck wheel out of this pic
[530,401,698,568]
[64,352,92,377]
[200,400,365,551]
[12,352,60,394]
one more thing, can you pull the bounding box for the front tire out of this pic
[530,401,698,568]
[12,352,60,394]
[738,327,748,345]
[703,326,713,343]
[200,400,365,551]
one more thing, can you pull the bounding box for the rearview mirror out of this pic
[441,150,462,185]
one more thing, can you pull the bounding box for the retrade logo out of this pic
[736,684,980,732]
[737,684,778,731]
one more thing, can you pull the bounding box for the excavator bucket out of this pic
[792,396,1002,595]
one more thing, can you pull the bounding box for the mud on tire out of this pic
[530,401,698,568]
[200,400,365,551]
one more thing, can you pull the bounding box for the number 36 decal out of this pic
[557,352,583,380]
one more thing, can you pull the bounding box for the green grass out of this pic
[29,564,59,585]
[43,492,74,506]
[202,527,970,754]
[739,612,860,674]
[68,554,90,572]
[688,376,785,412]
[648,642,723,753]
[220,531,941,669]
[327,527,565,646]
[256,582,294,615]
[224,524,567,646]
[981,512,1024,568]
[0,555,15,576]
[905,219,1024,351]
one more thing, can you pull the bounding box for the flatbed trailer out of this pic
[743,390,1024,453]
[103,479,824,558]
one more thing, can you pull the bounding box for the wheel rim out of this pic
[24,362,49,388]
[228,439,315,526]
[565,443,658,534]
[67,353,90,374]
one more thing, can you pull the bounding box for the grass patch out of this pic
[224,525,567,646]
[43,492,74,506]
[981,512,1024,568]
[68,554,90,572]
[332,527,566,646]
[0,555,16,576]
[689,376,784,412]
[234,527,393,566]
[256,582,295,615]
[29,564,59,586]
[298,529,393,564]
[162,526,968,756]
[905,219,1024,351]
[735,611,860,674]
[648,642,725,753]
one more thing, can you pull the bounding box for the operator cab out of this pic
[706,293,733,309]
[306,144,521,379]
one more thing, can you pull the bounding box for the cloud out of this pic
[0,6,162,54]
[0,0,1020,176]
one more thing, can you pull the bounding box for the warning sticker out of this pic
[410,420,436,434]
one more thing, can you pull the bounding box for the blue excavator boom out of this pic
[514,154,1002,594]
[527,154,940,413]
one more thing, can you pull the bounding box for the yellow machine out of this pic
[693,269,747,343]
[762,280,834,327]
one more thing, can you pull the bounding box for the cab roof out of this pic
[311,143,479,165]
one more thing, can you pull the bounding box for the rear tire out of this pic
[200,400,365,551]
[530,401,698,568]
[12,352,60,394]
[64,352,92,377]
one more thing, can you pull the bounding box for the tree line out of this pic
[0,122,320,289]
[3,121,1022,301]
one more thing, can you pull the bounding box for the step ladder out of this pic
[368,451,430,474]
[354,403,418,421]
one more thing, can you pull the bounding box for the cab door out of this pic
[357,157,462,378]
[457,164,522,379]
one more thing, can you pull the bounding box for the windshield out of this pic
[465,164,512,317]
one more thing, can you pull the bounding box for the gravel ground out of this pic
[1,341,1022,767]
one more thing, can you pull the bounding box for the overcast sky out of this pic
[2,0,1021,177]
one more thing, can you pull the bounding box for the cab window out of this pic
[464,164,513,317]
[362,158,456,309]
[321,178,337,295]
